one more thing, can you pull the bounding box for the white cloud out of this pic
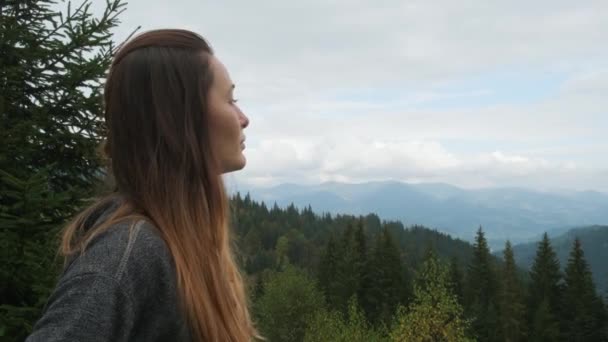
[86,0,608,192]
[561,69,608,92]
[237,136,608,192]
[97,0,608,84]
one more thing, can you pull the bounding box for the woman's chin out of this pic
[221,155,247,174]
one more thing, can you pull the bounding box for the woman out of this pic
[26,29,260,341]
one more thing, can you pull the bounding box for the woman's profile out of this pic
[26,29,260,342]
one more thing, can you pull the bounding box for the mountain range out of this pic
[235,181,608,249]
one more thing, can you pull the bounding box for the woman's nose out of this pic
[239,109,249,128]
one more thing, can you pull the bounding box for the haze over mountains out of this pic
[235,181,608,249]
[510,225,608,295]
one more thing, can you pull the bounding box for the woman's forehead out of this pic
[209,56,232,87]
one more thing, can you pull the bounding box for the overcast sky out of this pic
[91,0,608,192]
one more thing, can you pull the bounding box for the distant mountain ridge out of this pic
[510,225,608,294]
[236,181,608,248]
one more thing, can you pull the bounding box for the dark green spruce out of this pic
[561,238,607,341]
[0,0,128,339]
[465,226,500,341]
[498,240,527,341]
[528,233,562,342]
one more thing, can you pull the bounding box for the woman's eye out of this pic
[230,98,239,104]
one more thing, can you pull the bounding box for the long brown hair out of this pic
[61,29,260,341]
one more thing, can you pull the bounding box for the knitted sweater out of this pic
[26,204,191,341]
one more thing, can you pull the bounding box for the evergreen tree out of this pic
[334,223,364,311]
[595,298,608,342]
[530,298,560,342]
[254,266,325,342]
[562,238,607,341]
[499,240,526,342]
[528,233,562,341]
[354,220,367,264]
[275,235,290,270]
[318,233,341,307]
[449,256,464,305]
[319,222,369,313]
[0,169,68,337]
[464,226,500,341]
[0,0,127,338]
[361,227,408,326]
[390,249,472,342]
[304,296,387,342]
[353,220,370,310]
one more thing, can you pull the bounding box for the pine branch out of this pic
[36,0,123,78]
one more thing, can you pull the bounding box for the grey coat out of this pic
[26,205,191,341]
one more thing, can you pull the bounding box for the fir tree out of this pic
[594,298,608,342]
[354,220,367,263]
[0,0,128,338]
[334,223,363,311]
[449,256,464,305]
[499,240,526,342]
[390,249,472,342]
[464,226,500,341]
[530,298,560,342]
[562,238,607,341]
[275,235,290,270]
[0,169,68,338]
[361,227,408,326]
[354,220,369,305]
[528,233,562,341]
[318,232,341,306]
[1,0,131,193]
[254,266,325,342]
[304,296,386,342]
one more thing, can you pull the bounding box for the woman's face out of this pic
[206,56,249,173]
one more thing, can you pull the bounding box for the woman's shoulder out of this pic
[63,219,175,288]
[27,220,189,341]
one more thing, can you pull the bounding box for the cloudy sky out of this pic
[92,0,608,192]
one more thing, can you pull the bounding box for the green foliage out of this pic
[361,227,409,326]
[449,257,464,305]
[333,223,367,312]
[231,193,478,284]
[232,196,604,341]
[317,220,409,326]
[0,169,66,338]
[254,266,325,342]
[1,0,125,189]
[0,0,127,339]
[498,241,527,341]
[465,227,499,341]
[275,235,290,270]
[398,225,474,269]
[527,233,562,341]
[511,225,608,297]
[530,298,560,342]
[390,250,472,342]
[318,232,340,305]
[561,238,607,341]
[304,296,387,342]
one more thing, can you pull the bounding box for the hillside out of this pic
[235,181,608,249]
[231,193,481,277]
[510,225,608,294]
